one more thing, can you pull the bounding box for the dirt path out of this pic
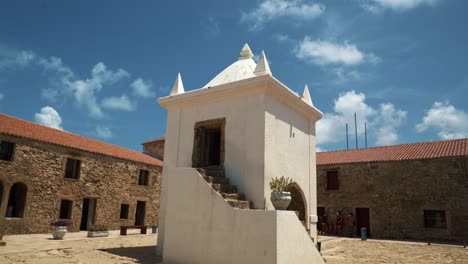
[1,231,467,263]
[0,230,161,264]
[321,237,468,264]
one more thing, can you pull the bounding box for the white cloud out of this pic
[364,0,441,12]
[273,34,291,43]
[101,94,136,111]
[375,103,407,145]
[95,126,112,139]
[0,47,36,70]
[34,106,63,130]
[131,78,155,98]
[68,62,129,117]
[416,101,468,140]
[316,90,406,148]
[204,17,220,36]
[241,0,325,31]
[295,38,379,66]
[41,88,59,102]
[1,46,151,119]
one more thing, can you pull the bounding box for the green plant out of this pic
[88,224,108,232]
[269,176,292,193]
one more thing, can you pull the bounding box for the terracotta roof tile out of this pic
[0,114,163,167]
[317,138,468,165]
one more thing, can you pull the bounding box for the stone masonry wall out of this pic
[0,134,162,235]
[317,156,468,239]
[143,140,165,160]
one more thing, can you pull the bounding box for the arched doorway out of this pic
[5,182,27,218]
[286,183,307,225]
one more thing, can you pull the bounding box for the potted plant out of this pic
[50,220,68,240]
[270,176,292,210]
[87,224,109,238]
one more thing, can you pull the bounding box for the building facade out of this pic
[0,114,163,235]
[316,139,468,239]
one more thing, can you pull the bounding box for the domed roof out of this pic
[203,43,258,88]
[203,59,257,88]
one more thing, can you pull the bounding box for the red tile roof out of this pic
[0,114,163,167]
[317,138,468,165]
[141,136,165,145]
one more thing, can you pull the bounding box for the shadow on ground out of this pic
[100,246,162,264]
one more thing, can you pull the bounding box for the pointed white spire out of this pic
[302,84,313,105]
[170,73,185,96]
[239,43,254,60]
[254,50,271,76]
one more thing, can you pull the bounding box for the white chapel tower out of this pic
[156,44,324,264]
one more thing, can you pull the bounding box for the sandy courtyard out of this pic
[0,231,467,263]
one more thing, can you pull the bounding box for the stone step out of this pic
[226,199,252,209]
[221,192,244,200]
[203,175,229,184]
[211,183,237,193]
[201,166,225,178]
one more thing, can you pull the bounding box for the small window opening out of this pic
[424,210,447,228]
[59,200,73,219]
[138,170,149,186]
[326,171,339,190]
[120,204,129,219]
[65,158,81,179]
[0,141,15,161]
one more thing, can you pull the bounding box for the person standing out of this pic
[336,211,343,235]
[322,212,328,235]
[347,213,356,237]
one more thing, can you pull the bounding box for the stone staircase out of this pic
[197,166,253,209]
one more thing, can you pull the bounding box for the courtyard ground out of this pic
[0,231,466,263]
[320,236,468,264]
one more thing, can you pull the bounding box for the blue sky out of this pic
[0,0,467,152]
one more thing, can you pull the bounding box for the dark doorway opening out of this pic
[286,183,307,223]
[80,198,97,230]
[317,207,325,233]
[6,182,27,218]
[135,201,146,226]
[192,118,225,168]
[59,200,73,219]
[356,208,370,237]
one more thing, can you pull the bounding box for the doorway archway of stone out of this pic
[286,182,307,228]
[6,182,27,218]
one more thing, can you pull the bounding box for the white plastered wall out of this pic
[162,167,324,264]
[167,88,266,209]
[264,91,319,241]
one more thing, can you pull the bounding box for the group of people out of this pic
[318,211,355,237]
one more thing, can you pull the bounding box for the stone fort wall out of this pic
[0,134,162,235]
[317,156,468,239]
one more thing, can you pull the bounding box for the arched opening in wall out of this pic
[5,182,27,218]
[286,183,307,225]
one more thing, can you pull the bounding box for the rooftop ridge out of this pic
[0,113,163,167]
[317,138,468,165]
[318,138,468,154]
